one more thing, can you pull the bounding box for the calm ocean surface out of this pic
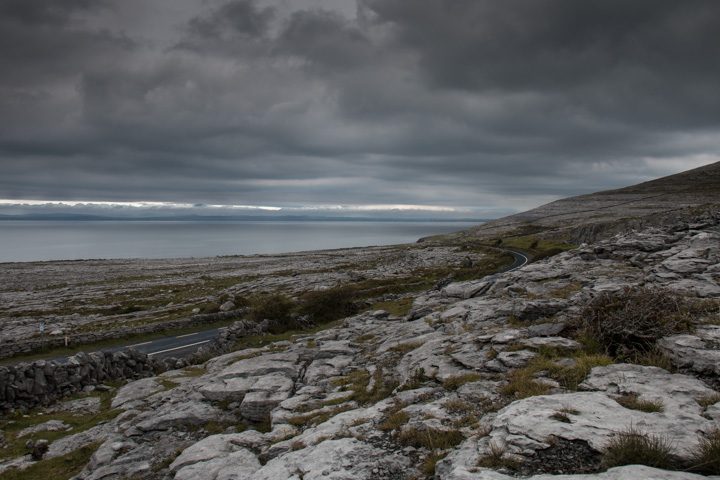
[0,221,479,263]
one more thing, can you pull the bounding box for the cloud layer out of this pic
[1,0,719,216]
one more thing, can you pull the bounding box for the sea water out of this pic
[0,221,479,263]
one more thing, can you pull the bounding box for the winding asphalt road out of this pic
[44,247,533,364]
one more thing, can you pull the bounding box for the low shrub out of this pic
[298,286,357,324]
[249,294,295,323]
[576,288,693,356]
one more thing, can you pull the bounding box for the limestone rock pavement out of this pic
[0,217,718,480]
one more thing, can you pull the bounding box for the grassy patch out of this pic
[287,405,354,428]
[548,281,583,299]
[398,427,464,450]
[500,369,552,399]
[367,297,415,317]
[546,353,615,390]
[0,442,102,480]
[442,399,475,415]
[387,342,424,355]
[0,389,122,463]
[354,334,376,344]
[442,373,481,391]
[330,367,398,406]
[490,235,576,262]
[378,410,410,432]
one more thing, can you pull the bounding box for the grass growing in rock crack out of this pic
[500,350,614,399]
[500,369,552,399]
[387,342,424,355]
[366,297,415,317]
[615,394,665,413]
[696,392,720,409]
[397,368,428,392]
[601,425,678,470]
[477,441,518,470]
[378,407,410,432]
[442,373,482,391]
[398,426,465,450]
[534,351,614,391]
[691,427,720,475]
[627,347,676,372]
[442,399,475,415]
[330,367,398,406]
[287,405,355,428]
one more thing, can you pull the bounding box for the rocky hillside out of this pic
[457,161,720,244]
[1,209,719,478]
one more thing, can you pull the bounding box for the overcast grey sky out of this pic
[1,0,719,219]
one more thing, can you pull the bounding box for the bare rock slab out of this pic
[251,437,413,480]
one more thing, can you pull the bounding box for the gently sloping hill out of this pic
[459,160,720,244]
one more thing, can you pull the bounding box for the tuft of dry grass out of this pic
[696,392,720,409]
[602,425,678,470]
[378,410,410,432]
[477,441,518,470]
[691,427,720,475]
[615,394,665,413]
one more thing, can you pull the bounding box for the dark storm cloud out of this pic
[1,0,719,214]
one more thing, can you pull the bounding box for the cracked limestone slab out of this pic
[214,352,302,380]
[250,437,413,480]
[483,364,717,458]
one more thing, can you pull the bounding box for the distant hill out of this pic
[462,161,720,244]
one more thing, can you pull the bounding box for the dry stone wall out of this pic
[0,318,268,414]
[0,349,158,414]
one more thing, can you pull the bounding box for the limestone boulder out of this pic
[240,374,295,423]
